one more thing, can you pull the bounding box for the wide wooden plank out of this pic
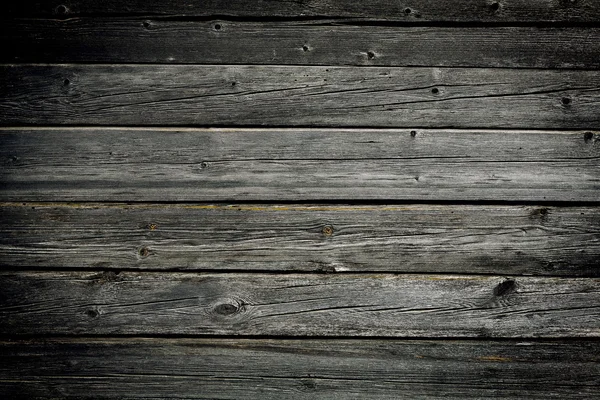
[1,203,599,276]
[2,65,599,129]
[4,19,600,68]
[1,338,598,399]
[5,0,600,22]
[1,272,599,337]
[1,128,599,202]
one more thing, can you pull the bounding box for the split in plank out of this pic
[1,271,599,337]
[1,65,600,128]
[5,0,599,23]
[1,128,599,202]
[4,20,600,68]
[1,202,599,276]
[1,338,599,399]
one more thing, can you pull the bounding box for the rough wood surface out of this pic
[2,128,599,202]
[4,19,600,68]
[5,0,600,22]
[2,65,599,129]
[1,271,599,337]
[1,338,599,399]
[1,202,598,276]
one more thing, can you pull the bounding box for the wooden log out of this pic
[0,338,598,399]
[1,202,598,276]
[1,271,599,337]
[1,128,599,202]
[4,19,600,68]
[2,65,599,129]
[5,0,600,23]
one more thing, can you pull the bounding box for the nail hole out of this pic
[584,131,594,142]
[410,130,417,137]
[214,23,222,30]
[367,51,375,59]
[322,225,334,236]
[231,82,236,86]
[200,161,209,169]
[561,97,571,106]
[56,4,68,14]
[302,45,309,52]
[431,87,439,94]
[490,2,500,11]
[404,8,412,14]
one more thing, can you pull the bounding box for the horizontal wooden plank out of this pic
[5,0,600,23]
[1,272,599,337]
[2,65,599,129]
[4,19,600,68]
[1,203,599,276]
[1,338,598,399]
[1,128,599,202]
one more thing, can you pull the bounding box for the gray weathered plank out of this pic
[2,65,599,129]
[0,338,598,399]
[1,203,598,276]
[4,19,600,68]
[1,128,599,202]
[5,0,600,22]
[1,271,599,337]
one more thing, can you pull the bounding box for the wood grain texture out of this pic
[1,338,599,399]
[1,202,599,276]
[1,128,599,202]
[1,271,599,337]
[5,0,600,22]
[2,65,599,129]
[4,19,600,68]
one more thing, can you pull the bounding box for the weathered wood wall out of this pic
[1,1,599,398]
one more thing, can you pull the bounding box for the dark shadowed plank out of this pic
[1,202,599,276]
[4,19,600,68]
[5,0,600,22]
[1,338,599,399]
[1,272,599,337]
[1,128,599,202]
[2,65,599,129]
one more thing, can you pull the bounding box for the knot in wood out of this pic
[214,302,240,316]
[494,279,516,297]
[322,225,334,236]
[139,247,150,257]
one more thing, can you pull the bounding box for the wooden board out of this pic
[1,202,598,276]
[1,271,599,337]
[2,65,599,129]
[5,0,600,22]
[4,19,600,68]
[1,338,599,399]
[2,128,599,202]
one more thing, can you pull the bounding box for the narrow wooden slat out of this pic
[1,338,598,399]
[1,271,599,337]
[2,65,599,129]
[4,19,600,68]
[5,0,600,22]
[1,202,599,276]
[1,128,599,202]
